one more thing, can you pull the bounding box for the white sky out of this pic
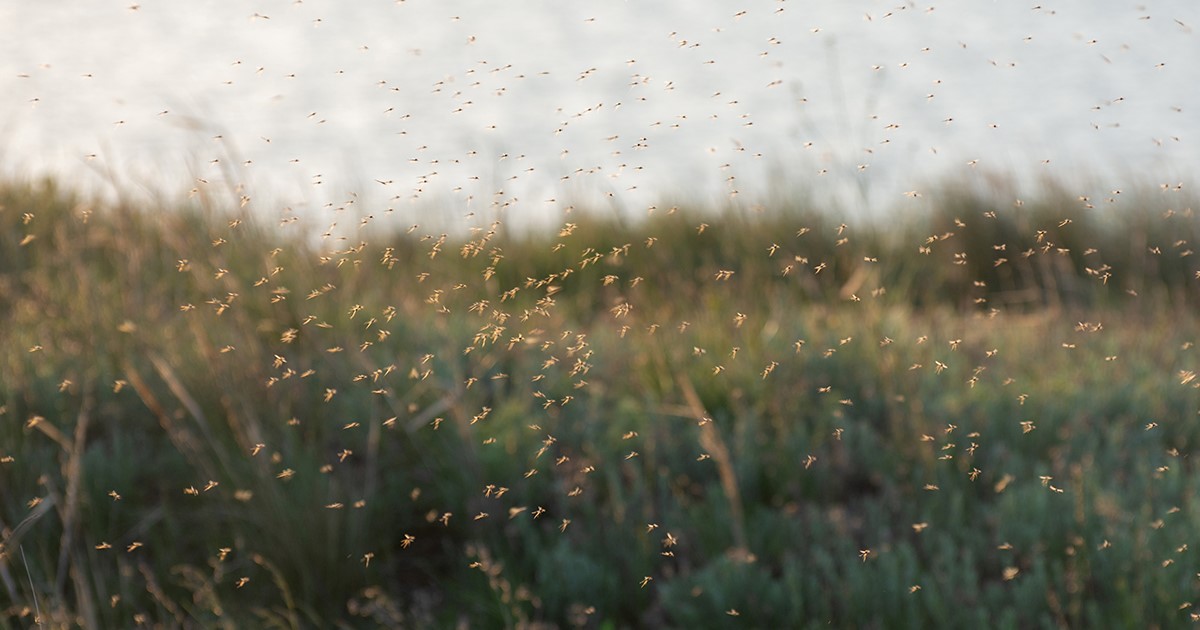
[1,0,1196,226]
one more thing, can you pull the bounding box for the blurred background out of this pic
[2,0,1196,221]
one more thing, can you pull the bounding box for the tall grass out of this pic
[1,175,1198,627]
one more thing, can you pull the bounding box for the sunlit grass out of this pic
[1,175,1198,627]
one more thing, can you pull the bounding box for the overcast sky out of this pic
[2,0,1195,224]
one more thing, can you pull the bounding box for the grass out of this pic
[0,174,1198,628]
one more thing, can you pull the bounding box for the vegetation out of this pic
[1,175,1198,628]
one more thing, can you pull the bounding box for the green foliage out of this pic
[1,176,1199,627]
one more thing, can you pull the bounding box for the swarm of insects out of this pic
[1,2,1198,628]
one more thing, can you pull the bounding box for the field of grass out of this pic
[1,175,1199,628]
